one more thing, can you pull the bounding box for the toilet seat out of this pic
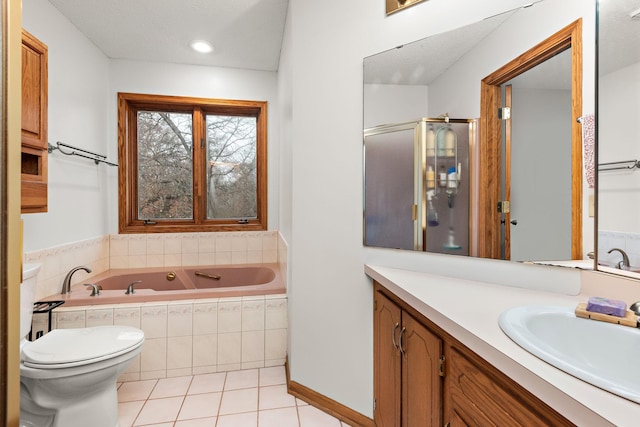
[22,325,144,369]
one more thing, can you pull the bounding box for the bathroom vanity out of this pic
[367,264,640,427]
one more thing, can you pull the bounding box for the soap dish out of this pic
[575,303,637,327]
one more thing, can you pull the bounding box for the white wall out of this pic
[278,5,293,246]
[22,0,111,252]
[286,0,595,417]
[363,84,429,128]
[107,60,280,233]
[598,61,640,233]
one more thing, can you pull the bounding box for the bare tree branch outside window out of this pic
[206,115,257,219]
[136,112,257,221]
[137,111,193,219]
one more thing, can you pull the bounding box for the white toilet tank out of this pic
[20,264,42,340]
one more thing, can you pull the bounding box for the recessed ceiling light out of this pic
[190,40,214,54]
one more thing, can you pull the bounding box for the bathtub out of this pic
[40,263,285,307]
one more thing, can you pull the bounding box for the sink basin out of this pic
[499,305,640,403]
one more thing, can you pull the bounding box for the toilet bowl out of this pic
[19,264,144,427]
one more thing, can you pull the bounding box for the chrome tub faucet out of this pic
[61,266,92,294]
[608,248,630,269]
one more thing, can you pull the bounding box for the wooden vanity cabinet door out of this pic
[374,286,444,427]
[401,312,442,427]
[374,291,402,427]
[444,345,574,427]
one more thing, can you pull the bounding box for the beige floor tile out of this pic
[177,392,222,420]
[258,366,286,386]
[189,372,227,395]
[175,417,217,426]
[117,400,145,427]
[118,379,158,402]
[258,407,299,427]
[117,368,347,427]
[216,411,258,427]
[150,375,193,399]
[219,387,259,415]
[133,396,183,425]
[224,368,259,390]
[258,384,296,410]
[298,405,342,427]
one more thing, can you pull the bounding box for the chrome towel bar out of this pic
[47,141,118,167]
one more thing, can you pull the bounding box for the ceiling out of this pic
[47,0,290,72]
[363,12,515,86]
[598,0,640,76]
[46,0,639,81]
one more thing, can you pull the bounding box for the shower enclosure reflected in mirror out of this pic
[596,0,640,278]
[364,118,475,254]
[363,0,592,262]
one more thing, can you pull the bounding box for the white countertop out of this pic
[365,264,640,427]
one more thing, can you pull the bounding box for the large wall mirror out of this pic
[596,0,640,278]
[363,0,593,265]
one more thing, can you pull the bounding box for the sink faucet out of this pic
[608,248,630,269]
[61,266,92,294]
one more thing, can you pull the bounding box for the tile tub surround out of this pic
[32,294,288,381]
[24,231,283,301]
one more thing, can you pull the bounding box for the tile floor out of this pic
[117,366,352,427]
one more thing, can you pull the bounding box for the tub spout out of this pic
[61,266,92,294]
[126,280,142,295]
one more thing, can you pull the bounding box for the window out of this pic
[118,93,267,233]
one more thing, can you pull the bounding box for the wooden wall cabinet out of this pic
[373,282,573,427]
[21,29,48,213]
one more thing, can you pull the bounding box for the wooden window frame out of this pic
[117,92,268,234]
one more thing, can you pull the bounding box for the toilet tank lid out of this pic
[22,325,144,367]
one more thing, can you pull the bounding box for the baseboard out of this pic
[285,359,375,427]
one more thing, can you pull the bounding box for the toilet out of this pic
[19,264,144,427]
